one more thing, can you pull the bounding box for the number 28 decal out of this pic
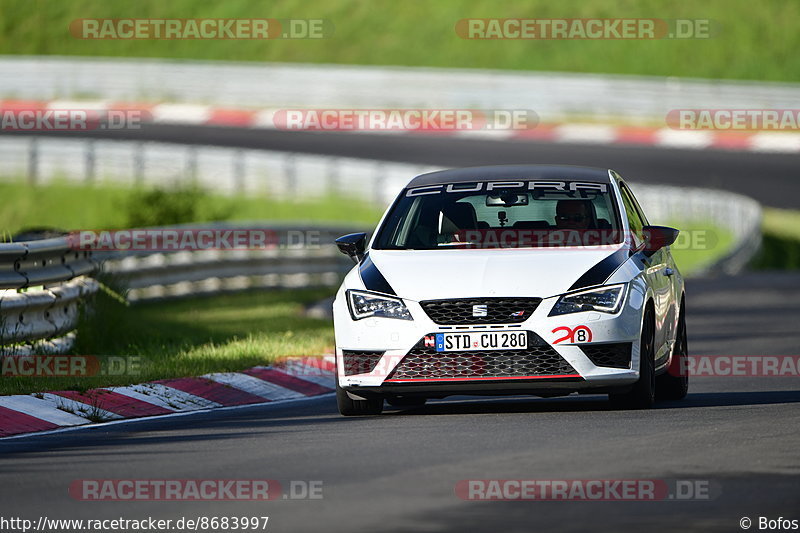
[552,325,593,344]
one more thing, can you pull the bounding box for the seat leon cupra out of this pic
[332,165,688,415]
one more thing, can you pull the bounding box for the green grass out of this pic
[761,207,800,241]
[0,287,336,395]
[0,0,798,82]
[0,178,383,235]
[667,221,735,275]
[752,208,800,270]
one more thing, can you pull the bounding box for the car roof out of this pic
[407,165,614,188]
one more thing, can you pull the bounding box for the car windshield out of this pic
[373,180,623,250]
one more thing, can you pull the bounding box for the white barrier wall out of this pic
[2,56,800,123]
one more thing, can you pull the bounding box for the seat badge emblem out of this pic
[472,304,488,317]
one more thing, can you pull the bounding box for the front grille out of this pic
[420,298,541,325]
[342,350,384,376]
[387,333,577,380]
[580,343,632,369]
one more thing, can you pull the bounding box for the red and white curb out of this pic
[2,99,800,153]
[0,356,335,439]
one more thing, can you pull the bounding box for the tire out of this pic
[386,396,427,408]
[610,307,656,409]
[656,302,689,401]
[336,374,383,416]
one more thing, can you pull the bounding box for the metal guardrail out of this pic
[99,224,357,301]
[0,278,97,344]
[632,185,763,275]
[0,236,96,289]
[0,236,99,354]
[0,225,357,353]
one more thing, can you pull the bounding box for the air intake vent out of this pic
[342,350,385,376]
[420,298,541,325]
[580,343,632,369]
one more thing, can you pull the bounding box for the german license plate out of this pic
[435,331,528,352]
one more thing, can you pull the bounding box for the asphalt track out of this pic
[3,124,800,208]
[1,129,799,532]
[1,277,799,532]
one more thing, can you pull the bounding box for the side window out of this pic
[619,183,646,247]
[622,183,650,226]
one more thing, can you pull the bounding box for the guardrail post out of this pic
[234,149,246,193]
[374,161,385,205]
[85,139,96,184]
[134,141,145,186]
[327,157,339,196]
[285,153,296,197]
[186,146,198,185]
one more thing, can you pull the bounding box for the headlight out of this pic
[347,290,413,321]
[549,284,627,316]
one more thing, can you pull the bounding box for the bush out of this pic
[124,185,234,228]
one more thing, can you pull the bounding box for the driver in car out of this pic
[555,200,595,230]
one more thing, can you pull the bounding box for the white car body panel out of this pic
[368,246,624,301]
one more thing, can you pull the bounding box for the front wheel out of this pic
[656,302,689,401]
[610,308,655,410]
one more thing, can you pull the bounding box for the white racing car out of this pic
[332,165,688,415]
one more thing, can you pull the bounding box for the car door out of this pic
[626,184,679,352]
[618,182,674,363]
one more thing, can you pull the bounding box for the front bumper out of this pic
[333,283,646,397]
[344,377,634,400]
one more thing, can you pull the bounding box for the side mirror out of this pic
[335,232,367,263]
[642,225,679,257]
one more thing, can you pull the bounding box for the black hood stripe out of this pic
[358,253,396,295]
[568,248,630,292]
